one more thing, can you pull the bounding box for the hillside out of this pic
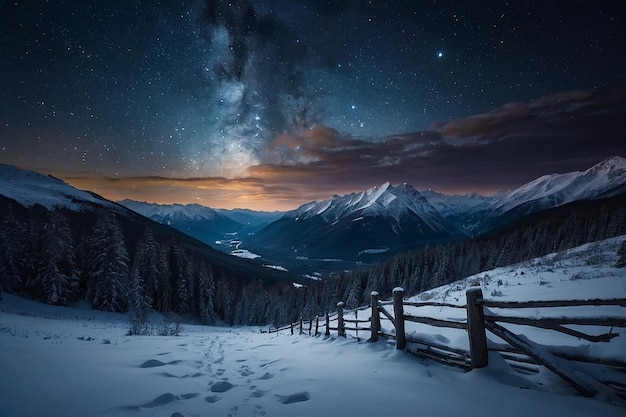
[0,236,624,416]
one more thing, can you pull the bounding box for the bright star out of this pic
[436,50,444,59]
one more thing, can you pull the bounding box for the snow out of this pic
[0,163,117,211]
[2,237,625,416]
[492,156,626,214]
[119,200,221,222]
[230,249,261,259]
[263,264,288,271]
[284,182,451,234]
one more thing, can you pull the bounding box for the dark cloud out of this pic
[251,87,626,195]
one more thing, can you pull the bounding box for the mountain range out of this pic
[241,156,626,261]
[1,156,625,270]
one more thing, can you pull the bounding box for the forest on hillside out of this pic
[1,193,626,327]
[302,193,626,316]
[0,197,306,326]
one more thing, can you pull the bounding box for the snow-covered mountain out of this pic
[118,200,246,247]
[215,208,285,228]
[466,156,626,233]
[117,201,285,250]
[491,156,626,216]
[419,189,497,233]
[287,182,449,230]
[120,200,227,223]
[245,182,461,260]
[0,163,118,211]
[421,156,626,234]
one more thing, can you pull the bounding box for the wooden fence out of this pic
[268,287,626,399]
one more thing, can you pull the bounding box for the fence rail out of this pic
[268,287,626,399]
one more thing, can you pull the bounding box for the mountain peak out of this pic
[586,156,626,174]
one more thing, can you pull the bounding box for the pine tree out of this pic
[127,268,150,321]
[36,210,78,306]
[0,204,26,293]
[345,276,362,309]
[168,242,192,316]
[85,212,130,312]
[197,264,217,325]
[133,228,163,308]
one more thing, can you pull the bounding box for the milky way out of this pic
[1,1,625,208]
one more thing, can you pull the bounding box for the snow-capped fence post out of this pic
[393,287,406,350]
[370,291,380,342]
[337,301,346,337]
[466,287,488,369]
[325,312,330,336]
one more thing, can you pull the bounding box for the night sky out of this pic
[1,1,625,210]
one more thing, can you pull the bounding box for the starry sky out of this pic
[1,0,625,210]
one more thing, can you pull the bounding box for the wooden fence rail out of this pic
[268,286,626,399]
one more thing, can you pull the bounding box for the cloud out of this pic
[441,101,529,138]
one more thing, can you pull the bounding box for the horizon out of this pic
[3,153,624,212]
[1,2,625,211]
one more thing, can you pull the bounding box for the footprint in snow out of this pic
[141,393,179,408]
[140,359,181,368]
[210,381,235,393]
[205,395,221,403]
[275,392,310,404]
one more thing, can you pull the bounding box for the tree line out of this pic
[1,193,625,328]
[0,198,307,326]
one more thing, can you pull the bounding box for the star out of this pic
[436,50,445,59]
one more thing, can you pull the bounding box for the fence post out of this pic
[466,287,488,369]
[337,301,346,337]
[393,287,406,350]
[290,321,294,335]
[325,312,330,336]
[315,315,319,336]
[299,317,303,335]
[308,316,313,335]
[370,291,380,342]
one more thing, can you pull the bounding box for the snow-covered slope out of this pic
[1,236,624,416]
[0,163,117,210]
[491,156,626,216]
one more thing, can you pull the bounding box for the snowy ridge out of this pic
[286,182,448,231]
[0,163,116,210]
[492,156,626,215]
[120,199,221,222]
